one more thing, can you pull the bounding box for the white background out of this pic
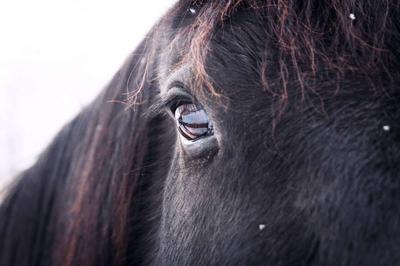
[0,0,177,192]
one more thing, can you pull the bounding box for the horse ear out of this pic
[0,32,164,266]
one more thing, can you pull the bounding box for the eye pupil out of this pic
[175,104,213,141]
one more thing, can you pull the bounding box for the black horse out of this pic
[1,1,400,265]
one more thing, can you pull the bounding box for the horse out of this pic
[1,0,400,265]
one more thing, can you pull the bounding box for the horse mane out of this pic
[0,1,399,265]
[0,28,162,265]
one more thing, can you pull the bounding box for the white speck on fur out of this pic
[258,224,266,231]
[349,13,356,20]
[189,8,196,14]
[383,125,391,131]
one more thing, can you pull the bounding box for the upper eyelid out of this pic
[147,82,194,118]
[161,85,195,110]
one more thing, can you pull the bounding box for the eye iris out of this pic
[175,104,213,141]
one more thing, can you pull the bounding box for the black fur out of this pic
[1,1,400,265]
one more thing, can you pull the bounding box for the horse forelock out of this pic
[160,0,400,108]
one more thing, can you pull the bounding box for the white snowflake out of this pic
[189,8,197,14]
[349,13,356,20]
[258,224,266,231]
[383,125,391,132]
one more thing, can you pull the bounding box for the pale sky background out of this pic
[0,0,177,192]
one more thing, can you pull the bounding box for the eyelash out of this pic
[166,97,192,114]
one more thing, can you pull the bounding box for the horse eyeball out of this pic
[174,103,213,141]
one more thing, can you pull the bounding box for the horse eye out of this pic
[174,103,213,141]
